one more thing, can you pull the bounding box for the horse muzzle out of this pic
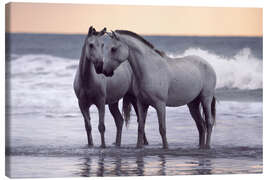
[94,61,104,74]
[103,69,114,77]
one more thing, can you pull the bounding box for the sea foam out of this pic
[8,48,262,91]
[168,48,262,90]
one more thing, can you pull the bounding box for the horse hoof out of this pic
[143,141,149,145]
[100,144,106,149]
[113,143,121,147]
[136,144,143,149]
[199,145,210,149]
[163,145,168,149]
[87,144,94,148]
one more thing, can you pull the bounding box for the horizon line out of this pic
[5,31,263,37]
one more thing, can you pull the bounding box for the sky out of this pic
[5,2,262,36]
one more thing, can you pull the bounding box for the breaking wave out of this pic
[8,48,262,91]
[168,48,262,90]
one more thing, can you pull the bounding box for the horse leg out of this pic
[202,96,214,149]
[131,98,149,145]
[155,102,168,149]
[79,101,93,147]
[96,100,106,148]
[109,102,124,146]
[142,105,149,145]
[136,100,148,148]
[187,99,206,149]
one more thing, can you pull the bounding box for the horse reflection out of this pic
[75,154,146,177]
[195,158,212,175]
[76,157,92,177]
[158,155,166,176]
[74,153,213,177]
[97,155,105,176]
[136,155,144,176]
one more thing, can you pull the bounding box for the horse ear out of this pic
[106,32,113,38]
[112,31,119,40]
[88,26,93,36]
[99,27,107,36]
[93,27,97,35]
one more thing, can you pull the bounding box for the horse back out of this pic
[168,55,216,86]
[165,55,216,106]
[178,55,217,91]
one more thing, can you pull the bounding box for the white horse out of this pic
[73,27,148,148]
[98,30,216,149]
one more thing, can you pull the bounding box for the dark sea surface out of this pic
[5,33,262,178]
[6,33,263,59]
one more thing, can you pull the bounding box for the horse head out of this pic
[84,26,106,74]
[101,31,129,77]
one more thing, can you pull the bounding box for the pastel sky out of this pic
[5,2,262,36]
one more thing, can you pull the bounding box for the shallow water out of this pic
[7,153,262,178]
[6,102,262,178]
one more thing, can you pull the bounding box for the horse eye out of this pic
[111,47,117,53]
[89,43,94,48]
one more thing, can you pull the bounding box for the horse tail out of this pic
[211,96,216,126]
[122,95,132,127]
[199,96,216,126]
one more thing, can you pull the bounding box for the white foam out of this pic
[7,52,262,116]
[168,48,262,89]
[8,54,80,115]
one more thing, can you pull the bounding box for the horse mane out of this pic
[115,30,166,57]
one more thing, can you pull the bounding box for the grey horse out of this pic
[97,30,216,149]
[73,27,148,148]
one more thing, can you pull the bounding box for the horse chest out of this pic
[80,85,105,102]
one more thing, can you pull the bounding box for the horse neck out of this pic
[78,45,98,87]
[120,35,161,80]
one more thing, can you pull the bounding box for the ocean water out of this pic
[5,33,262,178]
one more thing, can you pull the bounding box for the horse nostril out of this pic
[100,61,103,70]
[107,71,113,77]
[94,62,103,74]
[103,69,109,76]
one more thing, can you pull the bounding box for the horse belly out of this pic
[166,68,203,107]
[166,88,201,107]
[105,86,127,104]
